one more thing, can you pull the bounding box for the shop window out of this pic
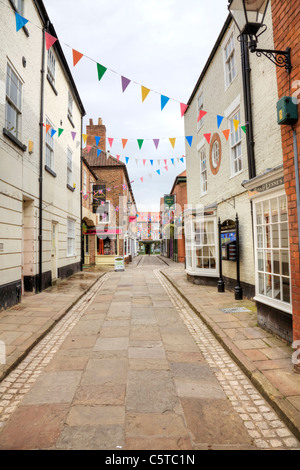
[254,193,291,311]
[185,215,218,276]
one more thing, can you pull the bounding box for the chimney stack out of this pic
[86,117,106,152]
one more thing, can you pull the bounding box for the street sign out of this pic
[114,256,124,272]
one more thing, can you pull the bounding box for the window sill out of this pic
[229,169,243,180]
[3,128,27,151]
[47,74,58,96]
[45,165,57,177]
[67,184,75,192]
[254,294,292,315]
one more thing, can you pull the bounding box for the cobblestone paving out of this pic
[155,269,300,450]
[0,273,110,430]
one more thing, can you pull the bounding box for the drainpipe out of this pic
[80,116,83,271]
[38,24,47,292]
[241,34,256,180]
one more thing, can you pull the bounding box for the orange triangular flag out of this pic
[169,138,176,148]
[72,49,83,67]
[122,139,128,149]
[141,86,150,102]
[46,124,51,134]
[222,129,230,141]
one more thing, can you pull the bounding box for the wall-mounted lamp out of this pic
[228,0,292,73]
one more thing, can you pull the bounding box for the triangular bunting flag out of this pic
[121,76,131,93]
[97,149,102,157]
[50,129,56,138]
[140,177,144,183]
[116,155,120,161]
[143,159,146,166]
[15,12,28,32]
[45,32,57,51]
[82,134,87,144]
[197,110,207,122]
[153,139,159,149]
[95,136,101,146]
[76,141,80,149]
[204,133,211,144]
[217,115,224,128]
[164,166,168,171]
[141,86,150,102]
[122,139,128,149]
[180,103,188,117]
[169,138,176,148]
[161,95,170,111]
[72,49,83,67]
[86,145,91,153]
[97,63,107,81]
[125,157,129,164]
[164,159,167,165]
[241,125,247,134]
[45,124,51,134]
[156,170,160,175]
[180,157,184,163]
[71,132,76,141]
[58,128,64,137]
[171,159,174,165]
[108,138,114,147]
[150,160,153,166]
[137,139,144,150]
[135,159,138,165]
[157,160,160,166]
[233,119,240,132]
[222,129,230,141]
[185,136,193,147]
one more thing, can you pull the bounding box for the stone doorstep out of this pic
[161,270,300,442]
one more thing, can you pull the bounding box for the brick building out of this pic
[82,118,137,265]
[82,156,98,265]
[270,1,300,346]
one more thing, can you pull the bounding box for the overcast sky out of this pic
[43,0,229,212]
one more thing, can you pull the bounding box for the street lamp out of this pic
[228,0,292,73]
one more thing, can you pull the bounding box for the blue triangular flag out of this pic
[161,95,170,111]
[180,157,184,163]
[156,169,160,175]
[185,136,193,147]
[150,160,153,166]
[125,157,129,164]
[97,149,102,157]
[15,12,28,32]
[50,129,57,138]
[217,115,224,128]
[171,158,174,165]
[95,136,101,146]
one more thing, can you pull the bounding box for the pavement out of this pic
[0,255,299,448]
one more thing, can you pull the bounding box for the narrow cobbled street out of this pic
[0,256,299,450]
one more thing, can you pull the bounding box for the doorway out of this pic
[51,222,58,282]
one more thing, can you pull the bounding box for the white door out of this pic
[51,222,57,281]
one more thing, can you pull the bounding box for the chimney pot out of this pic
[89,119,93,125]
[98,118,102,125]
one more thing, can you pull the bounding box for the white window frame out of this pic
[5,63,22,140]
[223,31,237,89]
[15,0,24,14]
[45,117,55,170]
[67,218,76,257]
[47,49,56,87]
[253,190,292,314]
[197,87,204,132]
[67,147,73,186]
[199,145,207,196]
[229,108,242,177]
[185,215,219,277]
[68,91,73,119]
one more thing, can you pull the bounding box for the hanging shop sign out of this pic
[164,194,175,209]
[92,184,106,213]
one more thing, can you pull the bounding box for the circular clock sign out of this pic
[209,133,222,175]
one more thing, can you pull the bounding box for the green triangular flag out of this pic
[241,125,246,133]
[137,139,144,150]
[97,63,107,81]
[58,128,64,137]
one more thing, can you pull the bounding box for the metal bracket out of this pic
[253,47,292,74]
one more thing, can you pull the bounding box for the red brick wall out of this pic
[172,181,187,263]
[86,118,106,152]
[271,0,300,341]
[82,161,96,212]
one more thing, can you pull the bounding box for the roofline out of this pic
[170,175,187,196]
[186,13,232,108]
[82,156,99,180]
[33,0,86,117]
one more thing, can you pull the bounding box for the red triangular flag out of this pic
[180,103,188,117]
[222,129,230,141]
[108,138,114,147]
[45,32,57,51]
[197,110,207,122]
[72,49,83,66]
[116,155,120,161]
[164,159,167,165]
[204,133,211,144]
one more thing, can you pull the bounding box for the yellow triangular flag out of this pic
[233,119,239,132]
[141,86,150,102]
[82,134,87,144]
[169,138,176,148]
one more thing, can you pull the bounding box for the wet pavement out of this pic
[0,255,299,450]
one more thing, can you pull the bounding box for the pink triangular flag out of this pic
[140,177,144,183]
[143,159,146,166]
[164,166,168,171]
[197,110,207,122]
[204,133,211,144]
[180,103,188,117]
[86,145,91,153]
[108,138,114,147]
[164,159,167,165]
[45,32,57,51]
[116,155,120,161]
